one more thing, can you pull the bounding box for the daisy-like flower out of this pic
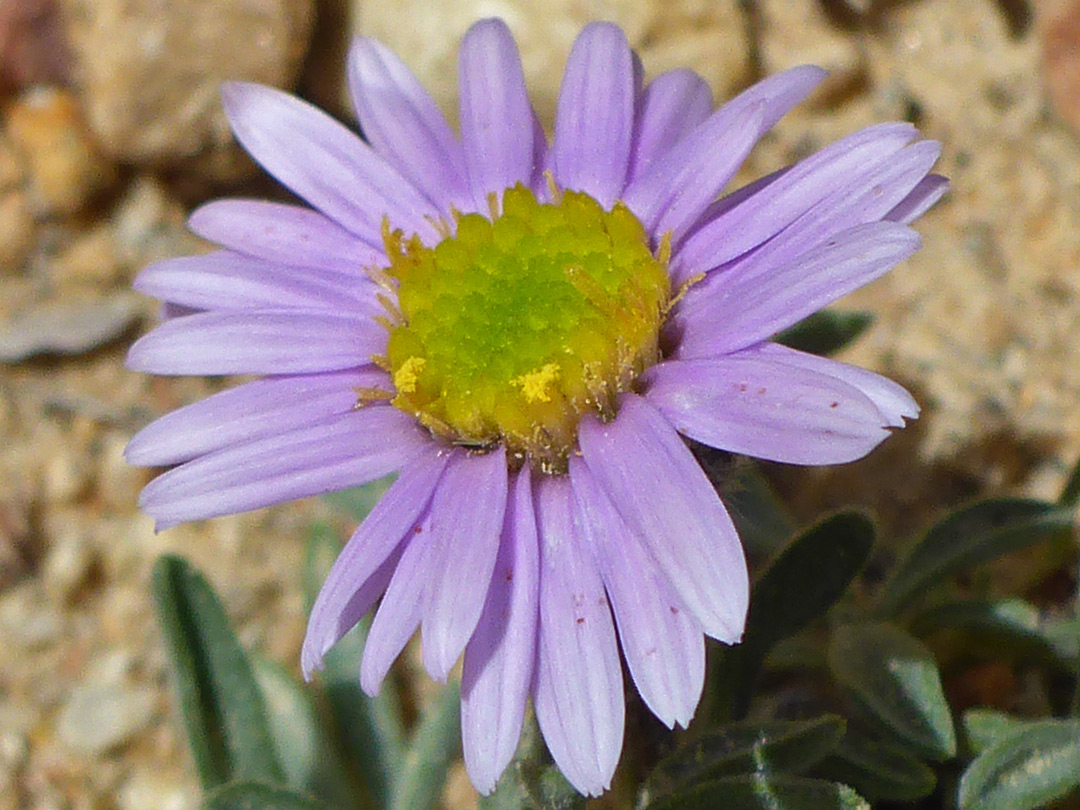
[126,18,946,796]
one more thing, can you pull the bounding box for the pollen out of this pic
[382,184,670,471]
[393,356,425,394]
[514,363,561,403]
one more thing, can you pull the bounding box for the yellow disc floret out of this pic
[381,184,670,472]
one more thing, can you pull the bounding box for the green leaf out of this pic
[709,512,874,720]
[828,622,956,760]
[479,715,584,810]
[302,524,405,808]
[958,719,1080,810]
[643,716,846,802]
[1058,452,1080,508]
[251,656,359,808]
[151,555,284,790]
[962,708,1031,755]
[721,461,796,557]
[321,475,395,522]
[775,309,875,357]
[912,598,1076,672]
[645,774,869,810]
[388,681,462,810]
[876,497,1074,616]
[815,732,937,801]
[202,781,329,810]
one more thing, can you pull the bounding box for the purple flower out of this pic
[126,18,945,796]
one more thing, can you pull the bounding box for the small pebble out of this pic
[0,135,24,189]
[0,293,140,362]
[0,191,34,272]
[41,450,90,505]
[4,86,115,216]
[51,224,122,286]
[97,431,144,511]
[57,680,157,755]
[0,583,64,649]
[42,523,95,604]
[118,772,197,810]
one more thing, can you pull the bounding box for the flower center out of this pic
[381,184,670,472]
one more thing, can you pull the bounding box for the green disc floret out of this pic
[381,184,670,471]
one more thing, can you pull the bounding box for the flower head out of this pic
[126,18,946,796]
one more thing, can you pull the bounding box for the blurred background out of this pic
[0,0,1077,807]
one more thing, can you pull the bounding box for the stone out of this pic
[41,450,90,505]
[0,135,23,190]
[0,0,71,90]
[4,86,115,216]
[0,293,140,361]
[1040,0,1080,133]
[117,772,197,810]
[354,0,746,128]
[57,679,157,754]
[96,431,144,511]
[60,0,315,173]
[41,519,96,604]
[0,191,33,272]
[51,224,121,286]
[0,582,64,649]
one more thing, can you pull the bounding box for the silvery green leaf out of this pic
[202,781,328,810]
[151,555,283,790]
[645,774,869,810]
[642,716,845,802]
[828,622,956,760]
[876,498,1073,616]
[958,719,1080,810]
[776,309,874,357]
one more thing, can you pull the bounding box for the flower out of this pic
[125,18,946,796]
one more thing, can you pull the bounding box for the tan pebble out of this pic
[1041,0,1080,133]
[51,224,121,286]
[41,447,90,504]
[0,135,24,190]
[4,86,116,216]
[97,431,145,511]
[41,522,96,604]
[0,191,34,271]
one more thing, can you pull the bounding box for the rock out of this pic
[41,449,90,504]
[96,431,144,511]
[0,293,140,361]
[0,191,33,272]
[51,223,121,286]
[354,0,747,127]
[0,134,24,190]
[0,0,71,90]
[41,518,96,603]
[118,772,197,810]
[57,679,157,754]
[1040,0,1080,133]
[0,582,64,649]
[4,86,115,216]
[60,0,315,174]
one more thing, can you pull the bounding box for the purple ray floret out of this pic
[125,17,945,797]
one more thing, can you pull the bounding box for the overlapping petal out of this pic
[138,406,427,529]
[348,37,470,211]
[552,22,636,208]
[629,69,713,182]
[459,18,542,208]
[461,467,539,794]
[579,394,748,643]
[421,447,509,681]
[571,458,705,728]
[126,368,388,467]
[187,200,385,270]
[221,82,439,244]
[133,251,380,312]
[643,354,894,464]
[672,221,921,359]
[126,309,386,376]
[532,476,624,797]
[302,448,450,677]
